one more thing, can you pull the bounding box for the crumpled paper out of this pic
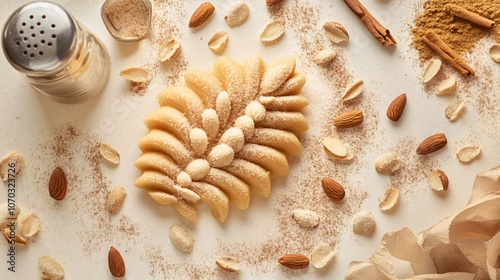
[346,165,500,280]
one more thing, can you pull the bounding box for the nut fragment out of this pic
[311,244,336,269]
[341,80,363,102]
[158,39,181,62]
[107,186,127,214]
[260,20,285,45]
[49,167,67,201]
[189,2,215,28]
[38,255,64,280]
[489,45,500,63]
[428,169,449,191]
[108,247,126,278]
[3,228,26,246]
[292,209,320,228]
[99,143,120,165]
[266,0,285,6]
[216,257,241,272]
[321,177,345,202]
[333,110,363,128]
[119,67,149,83]
[208,31,229,53]
[386,93,407,122]
[456,145,481,163]
[416,133,447,155]
[378,186,400,211]
[375,153,401,174]
[17,212,41,238]
[169,224,195,253]
[278,254,310,269]
[435,77,457,96]
[0,203,20,229]
[423,58,442,83]
[224,2,250,27]
[445,99,465,122]
[352,211,376,235]
[313,48,337,65]
[322,137,347,158]
[323,21,349,44]
[325,143,355,161]
[0,151,24,181]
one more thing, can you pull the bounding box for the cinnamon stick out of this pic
[447,4,495,28]
[343,0,396,47]
[422,31,475,76]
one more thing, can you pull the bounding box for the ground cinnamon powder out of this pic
[412,0,500,60]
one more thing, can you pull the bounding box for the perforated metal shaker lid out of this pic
[2,2,77,72]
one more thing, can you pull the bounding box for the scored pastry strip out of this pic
[135,56,308,222]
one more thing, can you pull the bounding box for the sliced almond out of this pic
[260,20,285,45]
[108,247,126,277]
[216,257,240,272]
[17,212,41,239]
[333,110,363,128]
[378,186,400,211]
[324,144,355,161]
[352,211,376,235]
[322,137,347,158]
[119,67,149,83]
[386,93,407,122]
[189,2,215,28]
[423,58,442,83]
[49,167,67,201]
[0,151,24,181]
[341,80,363,102]
[375,153,401,174]
[428,169,449,191]
[278,254,310,269]
[158,39,181,62]
[292,209,320,228]
[489,45,500,63]
[3,227,26,246]
[208,31,229,53]
[435,77,457,96]
[456,145,481,163]
[169,224,195,253]
[445,99,465,122]
[311,244,336,269]
[416,133,447,155]
[0,203,20,229]
[313,48,337,65]
[321,177,345,202]
[107,186,127,214]
[99,143,120,165]
[38,256,64,280]
[323,21,349,44]
[224,2,250,27]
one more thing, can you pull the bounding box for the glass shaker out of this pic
[2,1,110,103]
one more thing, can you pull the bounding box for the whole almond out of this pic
[108,247,126,277]
[189,2,215,28]
[386,93,407,122]
[266,0,285,6]
[333,110,363,128]
[278,254,309,269]
[49,167,67,201]
[321,177,345,202]
[416,133,447,155]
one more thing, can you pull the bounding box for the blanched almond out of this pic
[445,99,465,122]
[17,212,41,238]
[0,151,24,181]
[456,145,481,163]
[38,256,64,280]
[423,59,442,83]
[435,77,457,96]
[378,186,400,211]
[313,48,337,65]
[375,153,401,174]
[208,31,229,53]
[352,211,376,235]
[489,45,500,63]
[260,20,285,45]
[107,186,127,214]
[158,39,181,62]
[341,80,363,102]
[216,257,240,272]
[311,244,336,269]
[292,209,320,228]
[224,2,250,27]
[169,224,195,253]
[99,143,120,165]
[119,67,149,83]
[323,21,349,44]
[322,137,347,158]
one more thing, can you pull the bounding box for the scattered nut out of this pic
[189,2,215,28]
[352,211,376,235]
[341,80,364,102]
[3,227,26,246]
[321,177,345,202]
[108,247,126,278]
[378,186,400,211]
[423,58,442,83]
[375,153,401,174]
[208,31,229,53]
[38,255,64,280]
[322,137,347,158]
[99,143,120,165]
[119,67,149,83]
[216,257,241,272]
[0,151,24,181]
[311,243,336,269]
[278,254,310,269]
[169,224,195,253]
[489,45,500,63]
[0,203,20,229]
[260,20,285,45]
[435,77,457,96]
[325,143,355,161]
[49,167,67,201]
[333,110,364,128]
[386,93,407,122]
[456,145,481,163]
[313,48,337,65]
[224,2,250,27]
[416,133,447,155]
[107,186,127,214]
[445,99,465,122]
[292,209,320,228]
[158,39,181,62]
[428,169,449,191]
[323,21,349,44]
[266,0,285,6]
[17,212,41,239]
